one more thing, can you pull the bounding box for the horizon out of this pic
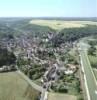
[0,16,96,19]
[0,0,96,17]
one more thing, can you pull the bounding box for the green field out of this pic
[30,20,97,30]
[88,54,97,66]
[89,55,97,80]
[48,92,76,100]
[0,72,40,100]
[93,69,97,80]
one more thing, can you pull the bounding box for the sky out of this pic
[0,0,96,17]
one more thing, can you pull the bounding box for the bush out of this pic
[51,83,68,93]
[88,46,96,55]
[60,55,65,61]
[0,48,16,67]
[58,85,68,93]
[77,94,84,100]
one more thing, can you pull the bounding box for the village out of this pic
[0,33,79,94]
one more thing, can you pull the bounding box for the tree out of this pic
[58,85,68,93]
[88,46,96,55]
[50,25,97,47]
[60,55,65,61]
[0,48,16,67]
[88,40,97,46]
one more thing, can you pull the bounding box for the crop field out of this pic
[88,55,97,66]
[93,69,97,80]
[48,92,76,100]
[88,49,97,80]
[30,20,97,30]
[0,72,40,100]
[88,44,97,69]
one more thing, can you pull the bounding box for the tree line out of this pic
[50,25,97,47]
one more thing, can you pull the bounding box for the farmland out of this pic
[0,72,40,100]
[48,92,76,100]
[93,69,97,80]
[30,20,97,30]
[88,39,97,81]
[88,54,97,68]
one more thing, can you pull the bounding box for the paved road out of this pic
[40,89,48,100]
[17,70,47,100]
[6,24,47,100]
[17,70,43,92]
[79,42,97,100]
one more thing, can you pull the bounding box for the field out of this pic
[88,50,97,80]
[48,92,76,100]
[88,44,97,69]
[88,55,97,66]
[93,69,97,80]
[30,20,97,30]
[0,72,40,100]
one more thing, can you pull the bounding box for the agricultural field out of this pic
[93,69,97,80]
[88,39,97,69]
[48,92,76,100]
[88,55,97,67]
[30,20,97,30]
[88,43,97,81]
[0,72,40,100]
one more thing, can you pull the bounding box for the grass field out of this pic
[0,72,40,100]
[88,50,97,81]
[89,55,97,80]
[88,46,97,69]
[48,92,76,100]
[30,20,97,30]
[93,69,97,80]
[88,55,97,66]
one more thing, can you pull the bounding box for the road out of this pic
[17,70,43,92]
[17,70,48,100]
[6,23,48,100]
[40,89,48,100]
[79,42,97,100]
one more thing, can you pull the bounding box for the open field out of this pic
[30,20,97,30]
[93,69,97,80]
[0,72,40,100]
[89,55,97,80]
[88,55,97,66]
[89,49,97,80]
[88,46,97,69]
[48,92,76,100]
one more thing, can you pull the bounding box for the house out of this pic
[67,64,76,71]
[0,66,8,72]
[0,65,17,72]
[64,64,77,75]
[64,70,73,75]
[0,67,3,72]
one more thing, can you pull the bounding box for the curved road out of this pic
[17,70,43,92]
